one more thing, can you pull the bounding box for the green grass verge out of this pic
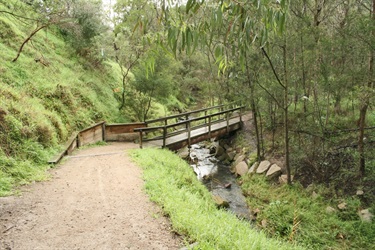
[131,148,303,250]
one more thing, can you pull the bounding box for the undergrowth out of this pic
[131,148,302,250]
[241,174,375,250]
[0,1,122,195]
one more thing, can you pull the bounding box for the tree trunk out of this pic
[245,53,261,161]
[283,42,291,185]
[358,0,375,177]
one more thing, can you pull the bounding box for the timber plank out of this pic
[48,132,78,164]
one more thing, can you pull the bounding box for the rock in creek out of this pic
[235,161,249,177]
[212,195,230,209]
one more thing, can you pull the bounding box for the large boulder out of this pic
[266,164,282,180]
[256,160,271,174]
[232,155,246,168]
[235,161,249,176]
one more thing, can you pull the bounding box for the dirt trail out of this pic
[0,143,181,250]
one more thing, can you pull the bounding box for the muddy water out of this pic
[189,144,251,220]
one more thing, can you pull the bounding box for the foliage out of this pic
[241,174,375,249]
[58,0,108,58]
[131,148,302,250]
[0,1,123,195]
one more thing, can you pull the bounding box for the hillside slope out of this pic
[0,3,123,195]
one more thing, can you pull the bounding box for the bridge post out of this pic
[162,127,167,148]
[208,115,212,138]
[240,107,243,123]
[226,112,229,133]
[139,129,143,149]
[187,120,191,147]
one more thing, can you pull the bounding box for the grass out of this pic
[131,148,303,250]
[0,0,123,195]
[241,174,375,250]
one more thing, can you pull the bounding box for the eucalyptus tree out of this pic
[112,0,161,110]
[1,0,105,62]
[160,0,292,183]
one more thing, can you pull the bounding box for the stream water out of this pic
[189,144,251,220]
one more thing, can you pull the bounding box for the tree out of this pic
[160,0,291,182]
[2,0,106,62]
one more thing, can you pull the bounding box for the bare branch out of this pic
[0,10,39,22]
[12,24,49,62]
[261,47,286,90]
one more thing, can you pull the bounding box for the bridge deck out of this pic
[143,116,241,149]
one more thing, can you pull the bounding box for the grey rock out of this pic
[232,155,246,168]
[337,202,347,210]
[227,151,236,161]
[278,174,294,184]
[256,160,271,174]
[359,209,373,222]
[235,161,249,177]
[266,164,282,180]
[177,147,189,159]
[326,206,336,213]
[356,190,364,196]
[215,145,225,157]
[312,191,318,199]
[212,195,230,208]
[248,162,259,174]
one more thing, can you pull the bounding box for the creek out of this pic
[188,143,251,220]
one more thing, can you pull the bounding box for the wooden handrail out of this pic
[145,102,241,126]
[134,106,245,148]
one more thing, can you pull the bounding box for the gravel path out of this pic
[0,143,181,250]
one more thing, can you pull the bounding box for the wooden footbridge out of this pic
[134,103,245,150]
[48,103,245,164]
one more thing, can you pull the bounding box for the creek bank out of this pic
[178,140,252,220]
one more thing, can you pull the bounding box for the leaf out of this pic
[186,0,194,14]
[278,13,286,35]
[214,45,223,59]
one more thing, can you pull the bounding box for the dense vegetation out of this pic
[0,0,374,249]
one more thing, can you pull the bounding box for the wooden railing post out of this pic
[226,111,229,133]
[102,122,106,142]
[208,115,212,138]
[139,129,143,149]
[185,114,189,130]
[187,120,191,147]
[240,106,243,123]
[162,127,167,148]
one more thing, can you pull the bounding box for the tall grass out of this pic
[131,148,303,250]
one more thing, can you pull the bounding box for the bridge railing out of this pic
[134,105,245,148]
[145,102,240,128]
